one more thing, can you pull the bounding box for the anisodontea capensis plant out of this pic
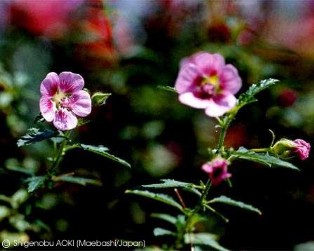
[127,51,311,251]
[18,71,130,193]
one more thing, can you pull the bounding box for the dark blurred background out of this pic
[0,0,314,250]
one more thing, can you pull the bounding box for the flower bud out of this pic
[271,138,310,160]
[91,92,111,106]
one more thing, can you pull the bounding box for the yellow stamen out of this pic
[202,75,219,87]
[52,90,66,107]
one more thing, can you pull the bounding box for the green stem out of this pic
[176,180,211,250]
[216,117,230,151]
[251,147,270,153]
[178,110,238,248]
[49,131,72,177]
[216,104,243,151]
[181,180,211,236]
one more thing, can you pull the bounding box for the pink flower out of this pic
[39,72,91,131]
[202,158,231,185]
[175,52,242,117]
[294,139,311,160]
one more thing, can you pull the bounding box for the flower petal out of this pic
[193,52,225,75]
[219,65,242,94]
[39,96,55,122]
[175,64,200,93]
[205,94,237,117]
[202,163,213,173]
[67,90,92,117]
[58,71,84,93]
[53,109,78,131]
[40,72,59,96]
[294,139,311,160]
[179,92,212,109]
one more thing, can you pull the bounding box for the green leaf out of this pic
[80,144,131,168]
[0,206,10,220]
[142,179,201,197]
[0,195,11,204]
[52,175,102,186]
[6,164,34,176]
[25,176,46,192]
[184,233,229,251]
[11,190,28,208]
[17,128,57,147]
[209,195,262,215]
[233,147,299,170]
[238,78,278,106]
[153,227,175,237]
[151,213,177,225]
[125,190,183,211]
[157,86,177,93]
[91,92,111,106]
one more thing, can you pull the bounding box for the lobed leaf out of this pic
[52,175,102,186]
[17,128,57,147]
[125,190,183,211]
[233,147,299,170]
[209,195,261,215]
[238,78,278,106]
[184,233,229,251]
[142,179,201,197]
[25,176,46,193]
[80,144,131,168]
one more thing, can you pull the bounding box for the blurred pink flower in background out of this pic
[149,0,202,38]
[9,0,84,39]
[40,72,91,131]
[112,15,135,56]
[277,88,297,107]
[175,51,242,117]
[74,0,118,68]
[202,157,231,185]
[0,1,10,33]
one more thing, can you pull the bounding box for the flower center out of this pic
[52,90,67,108]
[212,165,224,178]
[202,75,220,88]
[194,75,220,99]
